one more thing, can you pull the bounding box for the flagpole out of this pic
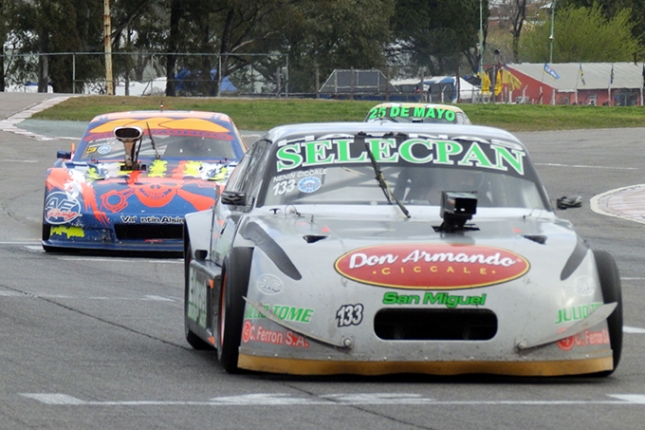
[575,70,578,105]
[608,63,613,106]
[479,0,484,104]
[549,0,556,63]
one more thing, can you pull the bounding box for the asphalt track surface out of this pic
[2,92,645,429]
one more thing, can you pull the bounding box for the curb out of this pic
[0,96,74,140]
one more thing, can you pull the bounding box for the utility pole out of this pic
[104,0,114,95]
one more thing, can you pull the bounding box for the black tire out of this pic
[217,247,253,373]
[594,249,623,375]
[184,242,214,350]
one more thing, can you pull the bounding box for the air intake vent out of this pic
[303,235,328,243]
[374,308,497,340]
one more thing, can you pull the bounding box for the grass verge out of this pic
[31,95,645,132]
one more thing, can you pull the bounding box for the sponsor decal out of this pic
[382,291,486,308]
[335,304,364,327]
[557,328,610,351]
[45,191,81,224]
[555,302,602,324]
[97,145,111,155]
[241,321,310,348]
[334,243,529,290]
[187,269,209,328]
[275,138,526,175]
[367,106,457,122]
[139,215,183,224]
[244,304,313,323]
[256,274,284,295]
[298,176,321,193]
[50,226,85,238]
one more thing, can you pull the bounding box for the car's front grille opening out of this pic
[115,224,183,241]
[374,308,497,340]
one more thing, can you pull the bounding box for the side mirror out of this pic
[56,150,72,160]
[556,196,582,209]
[220,190,246,206]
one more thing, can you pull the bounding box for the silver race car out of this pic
[183,122,622,376]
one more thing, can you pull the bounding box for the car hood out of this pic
[239,207,583,286]
[44,160,234,225]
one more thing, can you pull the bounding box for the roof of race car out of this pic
[262,122,522,148]
[82,110,239,137]
[87,109,236,122]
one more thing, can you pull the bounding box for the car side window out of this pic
[224,151,252,193]
[225,139,271,197]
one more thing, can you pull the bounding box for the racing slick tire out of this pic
[593,249,623,376]
[217,247,253,373]
[183,242,214,350]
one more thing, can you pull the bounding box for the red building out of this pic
[502,62,644,106]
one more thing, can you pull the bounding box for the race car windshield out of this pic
[77,135,240,162]
[259,135,548,209]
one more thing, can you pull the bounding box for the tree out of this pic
[390,0,486,76]
[495,0,527,62]
[519,3,639,63]
[6,0,104,93]
[559,0,645,57]
[271,0,395,94]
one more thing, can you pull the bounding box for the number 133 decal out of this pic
[335,304,364,327]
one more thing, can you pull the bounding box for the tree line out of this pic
[0,0,642,95]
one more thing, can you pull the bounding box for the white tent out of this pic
[391,76,480,102]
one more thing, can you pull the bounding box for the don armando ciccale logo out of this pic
[334,243,529,290]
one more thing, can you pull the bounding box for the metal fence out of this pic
[1,51,485,103]
[1,51,290,97]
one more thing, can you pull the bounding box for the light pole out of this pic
[549,0,556,63]
[479,0,484,75]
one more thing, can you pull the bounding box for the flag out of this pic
[501,66,522,91]
[579,64,586,86]
[610,64,614,84]
[543,63,560,80]
[494,69,502,95]
[481,71,491,95]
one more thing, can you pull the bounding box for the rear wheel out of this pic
[594,250,623,376]
[184,242,214,350]
[217,247,253,373]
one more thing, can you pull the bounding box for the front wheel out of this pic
[217,247,253,373]
[594,250,623,376]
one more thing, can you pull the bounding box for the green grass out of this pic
[31,95,645,131]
